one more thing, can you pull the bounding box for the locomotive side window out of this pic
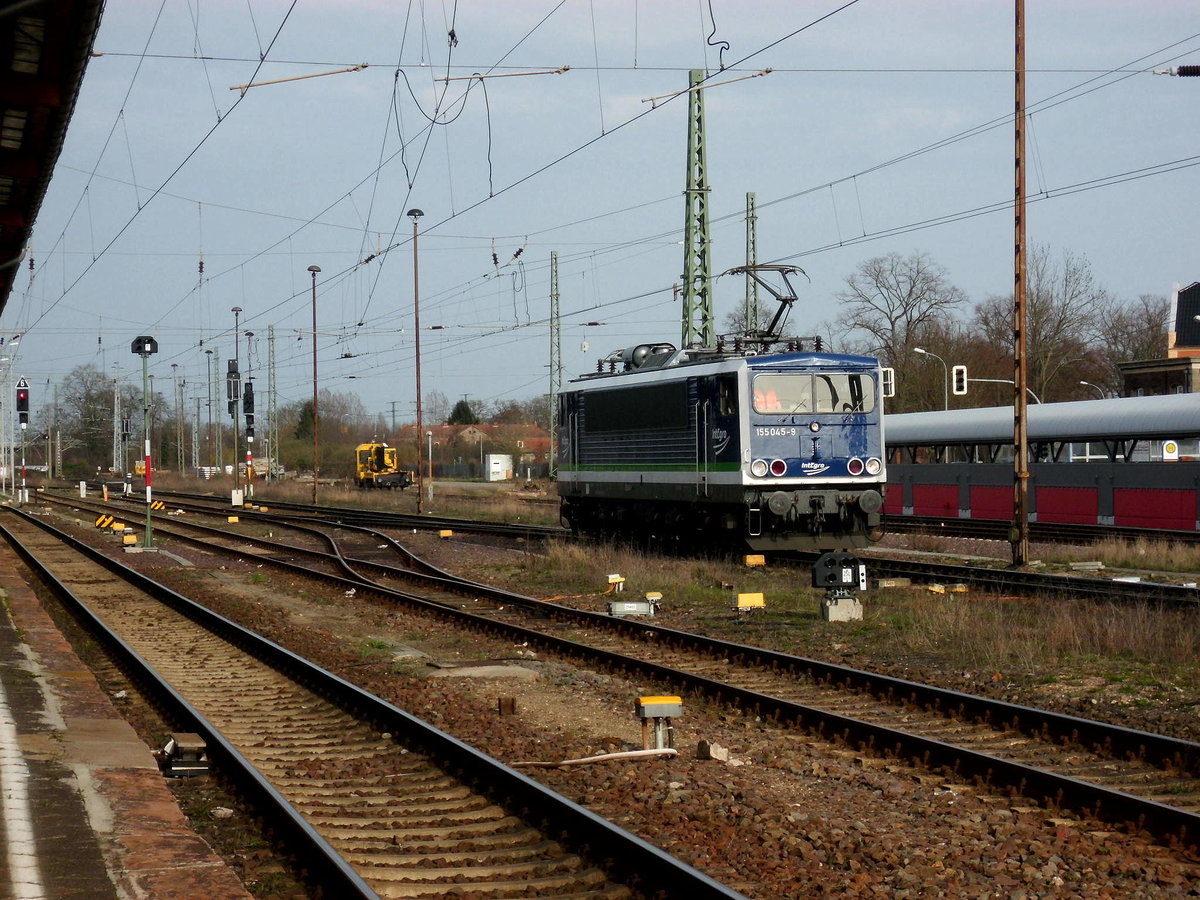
[718,375,738,415]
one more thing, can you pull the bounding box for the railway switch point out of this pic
[156,733,209,777]
[636,696,682,750]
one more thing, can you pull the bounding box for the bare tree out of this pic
[833,251,968,411]
[971,245,1112,402]
[56,363,142,471]
[1099,292,1169,364]
[835,251,968,359]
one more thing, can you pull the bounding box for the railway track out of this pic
[143,486,565,542]
[884,514,1200,547]
[1,507,741,899]
[35,490,1200,854]
[126,486,1200,606]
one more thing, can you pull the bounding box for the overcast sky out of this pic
[4,0,1197,425]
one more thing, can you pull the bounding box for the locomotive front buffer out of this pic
[812,551,866,622]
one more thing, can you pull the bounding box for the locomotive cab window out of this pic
[753,374,810,413]
[753,373,875,414]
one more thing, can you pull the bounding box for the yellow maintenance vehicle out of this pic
[355,442,414,489]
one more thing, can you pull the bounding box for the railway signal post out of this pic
[812,551,866,622]
[131,336,158,550]
[16,377,29,504]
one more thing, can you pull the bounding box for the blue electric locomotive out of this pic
[556,342,887,551]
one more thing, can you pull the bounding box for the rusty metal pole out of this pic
[409,209,425,514]
[1012,0,1030,567]
[308,265,321,504]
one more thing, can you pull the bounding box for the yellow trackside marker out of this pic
[732,592,765,609]
[227,516,239,524]
[635,696,683,716]
[96,515,113,528]
[109,522,125,533]
[743,554,766,567]
[439,529,453,538]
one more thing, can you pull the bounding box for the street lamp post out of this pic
[408,208,425,514]
[131,336,158,549]
[1080,380,1105,399]
[913,347,948,410]
[308,265,321,504]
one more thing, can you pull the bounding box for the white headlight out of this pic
[866,457,882,475]
[750,459,769,478]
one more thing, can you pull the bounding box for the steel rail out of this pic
[0,515,376,897]
[134,487,1199,605]
[144,487,566,540]
[45,491,1200,777]
[38,499,1200,851]
[2,508,745,900]
[885,514,1200,546]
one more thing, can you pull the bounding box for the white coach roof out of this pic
[885,393,1200,445]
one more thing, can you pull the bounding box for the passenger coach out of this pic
[885,394,1200,532]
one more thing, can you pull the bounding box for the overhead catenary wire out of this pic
[9,6,1194,414]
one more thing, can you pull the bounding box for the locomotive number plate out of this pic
[756,427,797,437]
